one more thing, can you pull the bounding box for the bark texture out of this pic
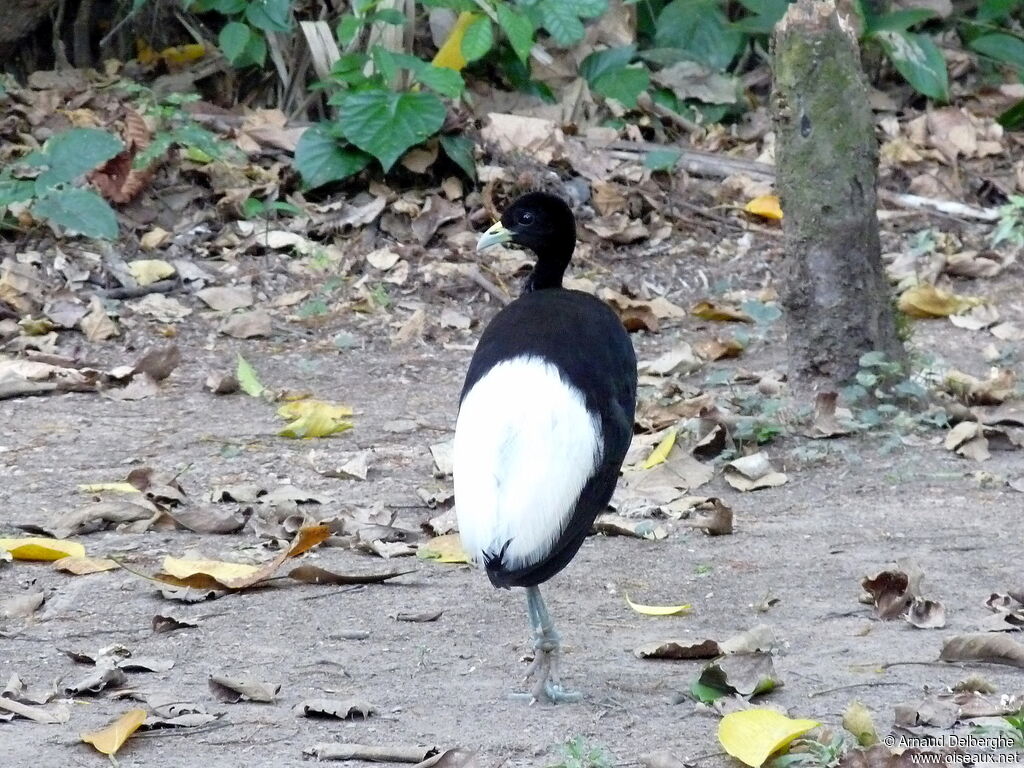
[0,0,58,46]
[771,0,904,393]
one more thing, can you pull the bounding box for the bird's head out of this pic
[476,192,576,291]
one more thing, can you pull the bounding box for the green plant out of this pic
[547,736,612,768]
[183,0,293,67]
[0,128,123,239]
[973,709,1024,748]
[991,195,1024,248]
[242,196,303,220]
[769,731,850,768]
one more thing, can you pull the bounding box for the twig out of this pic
[93,280,179,300]
[299,585,366,602]
[877,189,1000,221]
[461,264,511,305]
[809,681,905,698]
[636,92,701,135]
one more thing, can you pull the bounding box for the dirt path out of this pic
[2,310,1022,767]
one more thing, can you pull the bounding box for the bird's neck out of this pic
[524,246,573,293]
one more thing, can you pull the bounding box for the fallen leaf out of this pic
[744,195,783,220]
[81,296,119,341]
[161,557,260,586]
[205,372,239,394]
[197,286,254,312]
[898,284,983,318]
[593,514,668,540]
[52,556,119,575]
[220,309,272,338]
[0,698,71,723]
[396,610,443,622]
[641,345,702,376]
[418,534,470,564]
[906,596,946,629]
[635,638,722,660]
[625,594,692,616]
[208,676,280,703]
[480,112,563,164]
[939,634,1024,668]
[296,698,376,720]
[718,709,819,767]
[642,429,677,469]
[236,354,264,397]
[65,665,127,696]
[279,409,354,439]
[698,651,779,698]
[807,391,853,438]
[692,300,753,323]
[943,421,990,461]
[862,569,914,620]
[724,454,788,492]
[679,497,734,536]
[287,564,413,585]
[277,399,354,420]
[152,614,198,633]
[128,259,175,286]
[0,537,85,561]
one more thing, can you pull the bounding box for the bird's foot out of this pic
[509,637,581,705]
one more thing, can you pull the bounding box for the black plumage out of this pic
[454,191,638,703]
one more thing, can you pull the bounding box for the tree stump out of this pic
[771,0,904,395]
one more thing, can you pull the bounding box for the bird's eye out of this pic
[517,210,535,225]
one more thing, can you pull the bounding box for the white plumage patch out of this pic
[454,355,603,572]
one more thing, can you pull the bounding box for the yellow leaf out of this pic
[625,594,692,616]
[718,710,819,767]
[160,43,207,66]
[53,556,119,575]
[642,429,676,469]
[418,534,471,564]
[0,538,86,561]
[744,195,783,220]
[276,399,353,420]
[158,526,330,590]
[128,259,176,286]
[691,300,753,323]
[78,482,140,494]
[278,400,354,439]
[897,284,983,318]
[136,39,159,66]
[81,708,147,756]
[432,12,479,71]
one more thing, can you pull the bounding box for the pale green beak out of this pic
[477,221,513,252]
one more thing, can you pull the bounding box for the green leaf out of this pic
[338,90,447,171]
[733,0,789,34]
[644,147,681,171]
[539,3,585,46]
[976,0,1020,22]
[970,33,1024,71]
[0,178,35,207]
[29,128,123,192]
[31,188,118,239]
[461,16,494,62]
[211,0,246,12]
[236,354,265,398]
[367,8,407,24]
[218,22,252,64]
[579,45,636,85]
[592,67,649,107]
[294,124,371,189]
[874,30,949,102]
[865,8,936,33]
[242,31,268,66]
[655,0,742,71]
[564,0,607,18]
[371,49,464,96]
[496,2,534,63]
[998,98,1024,130]
[439,133,477,181]
[241,197,266,218]
[336,14,362,46]
[245,0,291,32]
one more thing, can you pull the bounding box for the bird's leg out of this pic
[512,585,581,704]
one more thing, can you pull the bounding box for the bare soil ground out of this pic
[2,232,1023,768]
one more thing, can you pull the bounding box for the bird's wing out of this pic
[453,355,603,572]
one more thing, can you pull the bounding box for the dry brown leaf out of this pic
[634,638,722,660]
[208,676,280,703]
[287,564,413,585]
[723,453,787,492]
[1,591,45,618]
[296,698,376,720]
[480,113,563,164]
[691,300,752,323]
[197,286,254,312]
[220,310,272,339]
[940,633,1024,668]
[897,284,982,318]
[52,556,119,575]
[593,513,668,540]
[80,296,119,341]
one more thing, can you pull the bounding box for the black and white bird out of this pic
[454,192,637,703]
